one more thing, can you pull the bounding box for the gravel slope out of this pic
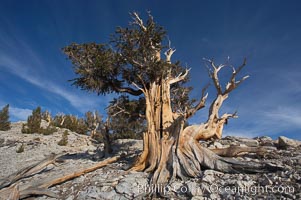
[0,122,300,199]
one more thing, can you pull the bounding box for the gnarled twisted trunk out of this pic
[125,13,277,192]
[131,80,182,182]
[130,57,273,188]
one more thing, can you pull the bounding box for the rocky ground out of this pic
[0,122,301,199]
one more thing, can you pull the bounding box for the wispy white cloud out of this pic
[222,103,301,140]
[188,70,301,140]
[9,107,32,121]
[263,107,301,127]
[0,3,300,140]
[0,102,31,121]
[223,129,259,139]
[0,38,108,113]
[0,55,104,112]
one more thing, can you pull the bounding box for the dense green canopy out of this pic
[63,12,195,113]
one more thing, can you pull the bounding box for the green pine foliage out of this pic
[62,12,172,96]
[22,107,42,134]
[51,114,88,134]
[0,104,11,131]
[50,114,64,127]
[62,115,78,131]
[41,126,57,135]
[108,96,146,140]
[63,12,194,139]
[22,107,57,134]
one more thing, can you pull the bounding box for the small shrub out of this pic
[16,144,25,153]
[58,130,68,146]
[21,124,29,134]
[41,126,57,135]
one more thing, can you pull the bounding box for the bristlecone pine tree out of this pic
[22,106,42,134]
[63,12,278,187]
[0,104,11,131]
[51,114,88,134]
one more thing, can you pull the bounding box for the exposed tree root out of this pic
[130,132,149,171]
[0,184,20,200]
[210,145,275,157]
[132,133,281,197]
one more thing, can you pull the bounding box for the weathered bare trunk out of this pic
[103,120,112,157]
[0,155,122,200]
[89,112,100,138]
[131,80,181,183]
[129,57,275,190]
[131,82,162,172]
[59,115,65,127]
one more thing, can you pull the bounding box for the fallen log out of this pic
[0,153,60,189]
[0,154,123,200]
[34,154,122,189]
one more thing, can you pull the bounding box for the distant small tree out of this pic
[22,107,42,134]
[51,113,66,127]
[0,104,11,131]
[41,126,57,135]
[52,114,88,134]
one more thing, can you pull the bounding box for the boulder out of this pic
[278,136,301,149]
[186,181,203,196]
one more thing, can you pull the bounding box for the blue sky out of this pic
[0,0,300,139]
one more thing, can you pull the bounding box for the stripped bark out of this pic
[103,119,113,156]
[211,146,275,157]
